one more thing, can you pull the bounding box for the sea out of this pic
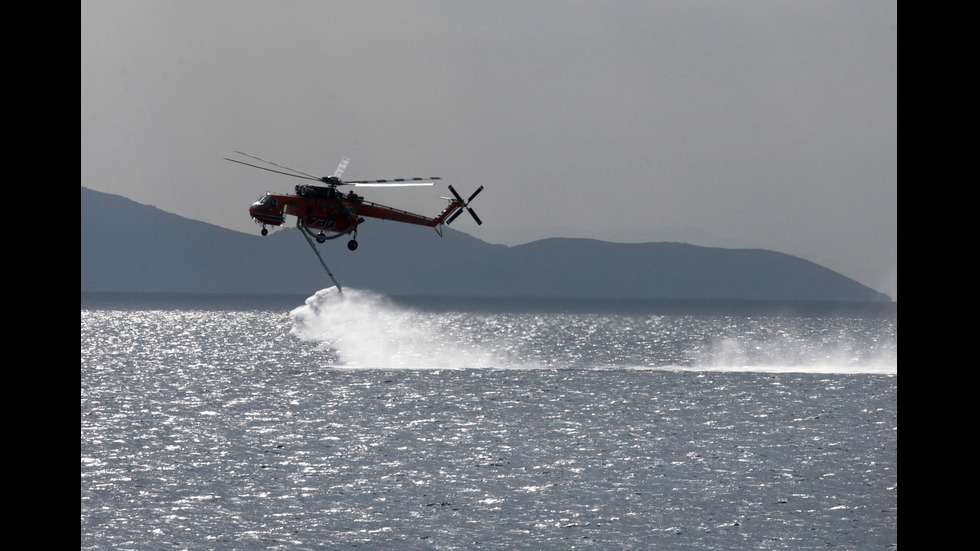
[81,288,897,550]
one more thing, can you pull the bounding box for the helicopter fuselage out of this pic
[249,184,461,237]
[231,152,482,245]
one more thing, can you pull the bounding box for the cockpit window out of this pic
[255,194,277,208]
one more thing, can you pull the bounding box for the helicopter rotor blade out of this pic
[465,186,484,224]
[348,182,436,188]
[447,185,466,204]
[224,157,322,182]
[233,151,323,180]
[345,177,441,186]
[445,208,466,225]
[333,157,350,178]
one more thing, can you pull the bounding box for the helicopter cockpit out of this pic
[248,193,286,230]
[252,193,278,210]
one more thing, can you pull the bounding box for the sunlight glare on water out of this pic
[81,290,897,550]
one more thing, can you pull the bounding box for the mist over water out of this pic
[288,287,896,374]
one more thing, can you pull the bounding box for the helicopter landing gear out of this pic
[316,232,327,243]
[260,227,268,236]
[347,239,358,251]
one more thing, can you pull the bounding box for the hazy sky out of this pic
[81,1,897,299]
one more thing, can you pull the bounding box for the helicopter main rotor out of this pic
[225,152,440,188]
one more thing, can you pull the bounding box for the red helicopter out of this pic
[226,151,483,251]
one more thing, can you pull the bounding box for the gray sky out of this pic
[82,1,897,299]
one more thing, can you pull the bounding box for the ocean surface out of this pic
[81,288,897,550]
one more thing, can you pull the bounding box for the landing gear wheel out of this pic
[260,227,268,236]
[347,239,358,251]
[316,232,327,243]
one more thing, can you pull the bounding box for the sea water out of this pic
[81,288,897,550]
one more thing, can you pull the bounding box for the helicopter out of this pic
[226,151,483,251]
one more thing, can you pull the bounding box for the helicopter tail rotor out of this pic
[445,185,484,226]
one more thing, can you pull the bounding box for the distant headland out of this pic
[81,187,892,303]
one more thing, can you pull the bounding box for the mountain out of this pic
[80,187,891,301]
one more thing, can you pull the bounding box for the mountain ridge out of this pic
[80,187,891,302]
